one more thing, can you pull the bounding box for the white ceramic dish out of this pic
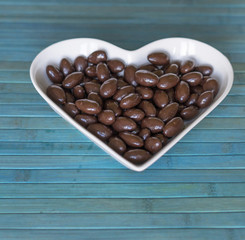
[30,38,234,172]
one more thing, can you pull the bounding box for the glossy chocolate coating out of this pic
[109,137,127,154]
[175,81,190,103]
[100,78,117,98]
[46,65,63,84]
[98,110,115,125]
[157,73,179,89]
[158,102,179,122]
[120,93,141,109]
[135,70,159,87]
[123,108,145,122]
[87,123,112,141]
[148,52,169,65]
[47,85,66,105]
[141,117,164,133]
[124,149,152,164]
[60,58,74,76]
[119,132,144,148]
[62,72,83,89]
[88,50,107,64]
[163,117,184,137]
[153,90,169,108]
[75,114,97,128]
[144,136,162,154]
[112,117,137,132]
[75,99,102,115]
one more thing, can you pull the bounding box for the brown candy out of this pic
[96,62,110,82]
[100,78,117,98]
[74,56,88,72]
[124,65,137,86]
[84,81,100,94]
[175,81,190,103]
[163,117,184,137]
[88,92,103,106]
[165,63,179,75]
[203,78,219,96]
[88,50,107,64]
[109,137,127,154]
[104,100,122,117]
[136,86,154,100]
[46,65,63,84]
[123,108,145,122]
[60,58,74,76]
[158,102,179,122]
[153,90,169,108]
[195,65,213,76]
[75,114,97,127]
[141,117,164,133]
[85,65,97,77]
[62,72,83,89]
[154,133,168,145]
[47,85,66,105]
[180,60,195,74]
[113,85,135,101]
[185,93,198,106]
[197,91,213,108]
[98,110,115,125]
[73,85,85,99]
[63,102,79,118]
[157,73,179,90]
[120,93,141,109]
[180,105,199,120]
[139,128,151,140]
[139,100,156,117]
[148,52,169,65]
[75,99,102,115]
[112,117,137,132]
[181,72,203,86]
[107,59,125,73]
[119,132,144,148]
[135,70,159,87]
[87,123,112,141]
[124,149,152,164]
[144,136,162,154]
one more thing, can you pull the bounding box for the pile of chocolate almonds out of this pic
[46,50,219,165]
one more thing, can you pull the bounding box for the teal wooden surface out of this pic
[0,0,245,239]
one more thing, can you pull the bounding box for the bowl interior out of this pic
[30,38,233,171]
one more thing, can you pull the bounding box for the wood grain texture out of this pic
[0,0,245,239]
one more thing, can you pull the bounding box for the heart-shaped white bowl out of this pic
[30,38,233,172]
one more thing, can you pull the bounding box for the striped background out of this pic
[0,0,245,239]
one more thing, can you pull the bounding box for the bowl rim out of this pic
[30,37,234,172]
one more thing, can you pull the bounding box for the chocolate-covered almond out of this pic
[180,60,195,74]
[131,127,140,135]
[75,114,97,127]
[154,133,168,145]
[197,91,213,108]
[139,100,156,117]
[141,117,164,133]
[60,58,74,76]
[157,73,179,89]
[180,105,199,120]
[85,65,97,77]
[166,88,175,103]
[203,78,219,96]
[100,78,117,98]
[98,110,115,125]
[87,123,112,141]
[119,132,144,148]
[136,86,154,99]
[62,72,83,89]
[108,137,127,154]
[84,81,100,94]
[75,99,102,115]
[148,52,169,65]
[135,70,159,87]
[73,85,85,99]
[120,93,141,109]
[112,117,137,132]
[163,117,184,137]
[124,149,152,164]
[175,81,190,103]
[107,59,125,73]
[88,92,103,106]
[181,71,203,86]
[47,85,66,105]
[185,93,198,106]
[63,102,79,117]
[104,100,122,117]
[153,90,169,108]
[65,90,75,103]
[113,85,135,101]
[88,50,107,64]
[158,102,179,122]
[123,108,145,122]
[145,136,162,154]
[124,65,137,86]
[74,56,88,72]
[96,62,110,82]
[138,64,157,72]
[192,85,204,95]
[46,65,63,83]
[117,78,129,88]
[153,69,164,77]
[139,128,151,140]
[195,65,213,76]
[165,63,179,75]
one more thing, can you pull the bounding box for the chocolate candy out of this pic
[100,78,117,98]
[62,72,83,89]
[163,117,184,137]
[148,52,169,65]
[145,136,162,154]
[47,85,66,105]
[46,65,63,83]
[135,70,159,87]
[157,73,179,89]
[108,137,127,154]
[46,50,219,166]
[98,110,115,125]
[75,99,102,115]
[141,117,164,133]
[124,149,152,164]
[96,62,110,82]
[60,58,74,76]
[120,93,141,109]
[87,123,112,141]
[119,132,144,148]
[112,117,137,132]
